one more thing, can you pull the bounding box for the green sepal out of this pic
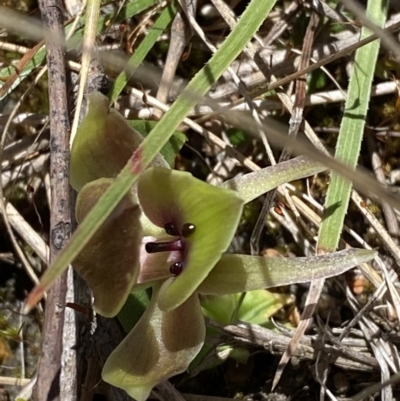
[74,178,141,317]
[102,283,205,401]
[137,167,244,312]
[198,249,376,295]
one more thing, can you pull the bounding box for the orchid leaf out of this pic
[70,92,169,191]
[137,167,244,312]
[237,290,292,326]
[201,290,292,326]
[128,120,185,168]
[118,289,152,333]
[198,249,376,295]
[74,178,141,317]
[200,295,237,325]
[102,283,205,401]
[220,156,326,204]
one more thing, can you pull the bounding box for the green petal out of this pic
[137,168,244,311]
[102,283,205,401]
[74,178,141,317]
[198,249,376,295]
[220,156,326,204]
[70,92,168,191]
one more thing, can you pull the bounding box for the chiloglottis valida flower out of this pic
[69,92,376,401]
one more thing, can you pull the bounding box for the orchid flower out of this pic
[70,93,376,401]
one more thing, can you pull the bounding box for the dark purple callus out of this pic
[164,222,179,236]
[145,239,183,254]
[182,223,195,238]
[146,221,196,277]
[169,262,183,276]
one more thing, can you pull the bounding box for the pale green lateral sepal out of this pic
[198,249,376,295]
[102,284,205,401]
[74,178,141,317]
[137,167,244,312]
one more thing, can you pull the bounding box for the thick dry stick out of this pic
[34,0,71,400]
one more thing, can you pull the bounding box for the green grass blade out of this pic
[108,3,177,104]
[25,0,278,311]
[318,0,388,252]
[0,46,46,100]
[97,0,159,28]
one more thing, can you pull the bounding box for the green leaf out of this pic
[118,288,152,333]
[198,249,376,295]
[307,69,327,93]
[201,294,237,325]
[201,290,292,326]
[236,290,292,325]
[137,168,244,312]
[226,128,248,147]
[102,283,205,401]
[74,178,142,317]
